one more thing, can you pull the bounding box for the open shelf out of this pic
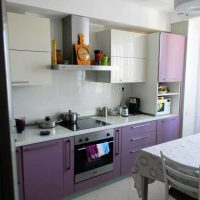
[51,64,119,71]
[157,92,180,97]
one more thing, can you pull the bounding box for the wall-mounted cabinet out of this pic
[159,32,185,82]
[7,12,52,86]
[94,29,147,83]
[132,32,185,116]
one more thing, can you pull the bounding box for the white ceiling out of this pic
[122,0,174,12]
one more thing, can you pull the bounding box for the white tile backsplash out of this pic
[12,70,132,122]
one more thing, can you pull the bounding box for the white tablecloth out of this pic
[132,134,200,197]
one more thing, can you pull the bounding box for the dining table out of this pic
[131,134,200,200]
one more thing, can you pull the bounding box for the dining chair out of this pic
[160,151,200,200]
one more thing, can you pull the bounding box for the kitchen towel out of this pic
[97,142,110,157]
[86,144,99,162]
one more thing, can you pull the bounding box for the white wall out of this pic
[7,0,171,31]
[12,71,132,122]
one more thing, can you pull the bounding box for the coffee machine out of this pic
[129,97,140,115]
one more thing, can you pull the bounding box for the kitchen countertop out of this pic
[14,114,178,147]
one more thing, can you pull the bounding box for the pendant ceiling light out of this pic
[175,0,200,14]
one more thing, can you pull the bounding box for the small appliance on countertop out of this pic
[121,105,129,117]
[129,97,141,115]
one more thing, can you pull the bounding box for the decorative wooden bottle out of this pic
[52,39,57,65]
[74,33,90,65]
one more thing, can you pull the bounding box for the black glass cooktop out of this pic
[58,118,110,131]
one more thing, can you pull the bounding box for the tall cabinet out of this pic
[133,32,185,116]
[94,29,147,83]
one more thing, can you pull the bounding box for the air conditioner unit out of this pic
[175,0,200,14]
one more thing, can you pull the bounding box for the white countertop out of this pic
[14,114,178,147]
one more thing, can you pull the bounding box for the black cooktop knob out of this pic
[79,139,83,143]
[85,137,89,141]
[107,133,110,137]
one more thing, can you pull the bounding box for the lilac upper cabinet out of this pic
[157,116,180,144]
[63,137,74,196]
[159,32,185,82]
[22,140,63,200]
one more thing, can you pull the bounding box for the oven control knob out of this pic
[85,137,89,141]
[107,133,110,137]
[79,139,83,143]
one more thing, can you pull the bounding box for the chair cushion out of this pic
[169,187,197,200]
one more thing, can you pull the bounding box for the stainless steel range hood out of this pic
[51,15,119,72]
[62,15,89,64]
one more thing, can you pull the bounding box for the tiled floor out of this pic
[66,177,165,200]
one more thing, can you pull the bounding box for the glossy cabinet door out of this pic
[22,140,63,200]
[157,116,180,144]
[16,147,24,200]
[111,29,147,58]
[96,29,147,83]
[111,57,146,83]
[159,32,185,82]
[7,12,51,52]
[10,50,52,86]
[121,121,156,175]
[63,137,75,196]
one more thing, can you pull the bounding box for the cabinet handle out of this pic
[130,135,148,141]
[23,141,59,152]
[161,118,176,123]
[64,140,71,171]
[16,149,22,185]
[130,150,139,154]
[12,81,30,84]
[115,130,120,156]
[131,123,151,129]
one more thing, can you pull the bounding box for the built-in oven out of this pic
[74,129,114,183]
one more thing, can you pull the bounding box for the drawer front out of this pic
[122,130,156,150]
[121,142,155,175]
[122,121,156,149]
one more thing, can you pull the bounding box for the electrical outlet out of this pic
[117,87,125,92]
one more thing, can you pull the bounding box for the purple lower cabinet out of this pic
[22,140,63,200]
[63,137,74,197]
[157,116,180,144]
[16,147,24,200]
[75,128,122,193]
[121,142,155,175]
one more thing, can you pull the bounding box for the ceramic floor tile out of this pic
[70,177,166,200]
[97,177,130,192]
[96,190,129,200]
[70,190,98,200]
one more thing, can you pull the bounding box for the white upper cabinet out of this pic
[10,50,51,86]
[7,12,52,86]
[96,29,147,83]
[7,12,51,52]
[111,29,147,58]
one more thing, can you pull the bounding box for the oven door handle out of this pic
[64,139,71,171]
[77,141,114,151]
